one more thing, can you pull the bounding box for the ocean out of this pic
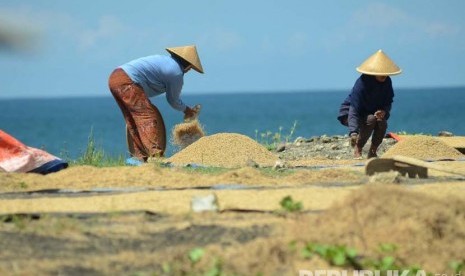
[1,87,464,159]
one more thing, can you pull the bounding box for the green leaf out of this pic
[449,261,464,273]
[301,247,314,259]
[379,243,397,253]
[380,256,396,270]
[314,244,328,256]
[279,195,303,212]
[332,251,347,266]
[346,248,358,258]
[162,262,171,273]
[188,247,205,264]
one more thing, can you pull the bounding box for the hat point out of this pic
[166,45,204,74]
[356,49,401,76]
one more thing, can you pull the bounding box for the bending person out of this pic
[108,45,204,161]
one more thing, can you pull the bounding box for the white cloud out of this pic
[332,2,463,43]
[201,28,244,53]
[350,3,408,29]
[260,35,275,54]
[424,21,460,38]
[286,32,311,56]
[77,15,128,50]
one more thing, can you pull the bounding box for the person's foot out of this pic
[354,146,363,159]
[350,133,358,148]
[368,147,378,158]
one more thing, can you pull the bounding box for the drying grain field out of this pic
[1,134,465,275]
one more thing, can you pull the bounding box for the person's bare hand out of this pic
[374,110,386,120]
[183,105,201,121]
[183,106,196,121]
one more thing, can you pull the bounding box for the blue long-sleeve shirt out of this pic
[119,55,187,111]
[346,74,394,134]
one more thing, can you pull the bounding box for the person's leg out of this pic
[368,119,388,158]
[355,115,376,158]
[131,99,166,158]
[109,69,145,159]
[108,69,166,160]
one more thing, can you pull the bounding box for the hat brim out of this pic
[356,67,402,76]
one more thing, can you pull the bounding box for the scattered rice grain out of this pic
[171,120,205,149]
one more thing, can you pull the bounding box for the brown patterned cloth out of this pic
[108,68,166,160]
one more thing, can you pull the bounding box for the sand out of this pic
[167,133,279,168]
[382,135,463,160]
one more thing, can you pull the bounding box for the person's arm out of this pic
[383,78,394,120]
[337,95,350,126]
[165,75,199,120]
[348,79,364,134]
[165,76,186,112]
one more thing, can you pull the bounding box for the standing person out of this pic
[337,49,402,159]
[108,45,204,162]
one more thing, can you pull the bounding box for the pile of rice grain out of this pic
[382,135,463,160]
[167,133,278,168]
[171,120,205,149]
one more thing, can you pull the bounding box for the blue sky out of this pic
[1,1,464,98]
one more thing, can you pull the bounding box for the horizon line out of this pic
[1,85,464,100]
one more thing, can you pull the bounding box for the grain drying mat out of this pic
[2,182,465,215]
[0,186,359,215]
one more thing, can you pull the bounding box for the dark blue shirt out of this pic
[340,74,394,134]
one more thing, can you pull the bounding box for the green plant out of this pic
[255,121,298,150]
[59,141,71,162]
[302,243,360,268]
[378,243,398,254]
[300,242,428,274]
[449,260,464,274]
[188,247,205,265]
[185,247,226,276]
[259,167,294,177]
[181,165,231,175]
[280,195,303,212]
[73,127,125,167]
[204,259,224,276]
[161,262,171,273]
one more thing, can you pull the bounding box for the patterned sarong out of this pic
[108,68,166,160]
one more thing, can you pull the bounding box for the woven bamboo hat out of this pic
[356,49,402,76]
[166,45,204,74]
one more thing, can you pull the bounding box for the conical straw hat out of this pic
[356,49,401,76]
[166,45,204,73]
